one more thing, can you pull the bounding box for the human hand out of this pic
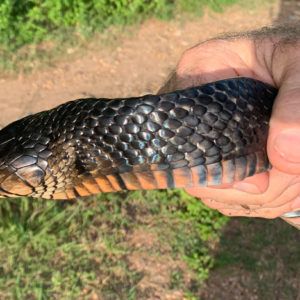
[159,24,300,227]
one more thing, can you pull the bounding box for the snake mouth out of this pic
[0,173,32,198]
[0,164,45,198]
[0,170,35,197]
[0,185,27,198]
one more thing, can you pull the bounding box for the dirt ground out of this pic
[1,0,296,299]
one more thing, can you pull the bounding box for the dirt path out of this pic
[0,1,278,129]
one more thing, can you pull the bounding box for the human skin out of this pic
[159,25,300,225]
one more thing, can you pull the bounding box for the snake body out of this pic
[0,78,277,199]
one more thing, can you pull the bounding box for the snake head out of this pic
[0,119,46,198]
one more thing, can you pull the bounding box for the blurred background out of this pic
[0,0,299,299]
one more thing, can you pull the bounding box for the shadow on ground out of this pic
[200,217,300,299]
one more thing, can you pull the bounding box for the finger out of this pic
[175,39,274,85]
[204,172,270,193]
[184,172,268,202]
[159,39,275,93]
[201,198,261,211]
[204,181,300,214]
[185,168,296,206]
[219,198,293,218]
[291,194,300,210]
[267,42,300,174]
[261,182,300,209]
[233,172,269,193]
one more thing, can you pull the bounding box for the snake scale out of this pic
[0,77,277,200]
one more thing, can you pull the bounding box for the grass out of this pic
[0,0,274,74]
[0,0,239,52]
[4,189,300,300]
[0,189,229,299]
[1,190,298,299]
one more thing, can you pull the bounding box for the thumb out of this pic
[268,57,300,174]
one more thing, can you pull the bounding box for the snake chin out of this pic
[0,122,46,197]
[0,164,45,197]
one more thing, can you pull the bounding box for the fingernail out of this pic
[233,182,261,194]
[274,130,300,162]
[292,196,300,209]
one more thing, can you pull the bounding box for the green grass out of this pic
[0,194,137,298]
[0,0,240,52]
[0,189,228,299]
[0,0,273,73]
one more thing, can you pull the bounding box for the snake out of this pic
[0,77,277,200]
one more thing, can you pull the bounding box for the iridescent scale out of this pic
[0,77,277,199]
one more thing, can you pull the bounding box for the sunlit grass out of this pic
[0,190,228,298]
[0,0,275,73]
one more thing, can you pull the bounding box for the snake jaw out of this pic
[0,170,34,197]
[0,155,46,197]
[0,119,48,197]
